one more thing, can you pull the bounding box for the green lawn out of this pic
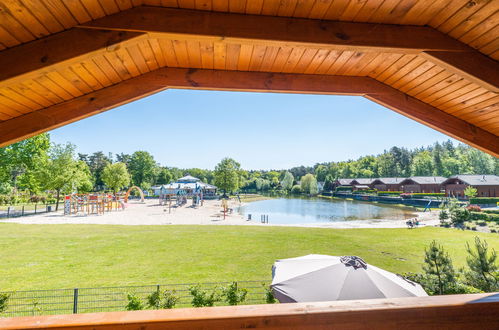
[0,223,497,291]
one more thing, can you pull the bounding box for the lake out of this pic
[237,197,417,225]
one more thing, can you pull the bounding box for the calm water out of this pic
[237,198,416,224]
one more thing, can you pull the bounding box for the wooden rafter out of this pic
[78,7,468,53]
[0,29,146,87]
[77,6,499,92]
[1,68,497,157]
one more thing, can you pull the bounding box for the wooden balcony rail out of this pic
[0,293,498,329]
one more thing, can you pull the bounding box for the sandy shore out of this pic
[0,199,440,228]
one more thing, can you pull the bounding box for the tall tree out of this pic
[102,162,131,194]
[214,158,241,196]
[156,167,173,184]
[128,151,158,188]
[86,152,111,189]
[0,134,50,193]
[300,173,318,195]
[281,171,294,191]
[39,143,93,210]
[411,151,434,176]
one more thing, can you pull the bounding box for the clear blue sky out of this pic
[49,89,456,170]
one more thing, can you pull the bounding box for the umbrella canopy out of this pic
[271,254,427,303]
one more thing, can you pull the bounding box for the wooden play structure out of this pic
[64,194,126,216]
[124,186,145,203]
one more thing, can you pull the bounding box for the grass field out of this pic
[0,223,497,291]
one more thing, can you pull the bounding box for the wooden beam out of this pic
[421,51,499,93]
[0,29,146,87]
[0,68,497,157]
[78,6,469,54]
[0,68,376,147]
[0,293,498,329]
[364,84,499,157]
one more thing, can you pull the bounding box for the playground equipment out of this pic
[64,193,126,216]
[124,186,145,203]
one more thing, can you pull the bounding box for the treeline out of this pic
[1,134,498,200]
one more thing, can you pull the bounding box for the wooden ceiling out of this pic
[0,0,498,156]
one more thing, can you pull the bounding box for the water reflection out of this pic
[237,198,416,225]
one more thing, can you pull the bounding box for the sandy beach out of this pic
[0,198,440,228]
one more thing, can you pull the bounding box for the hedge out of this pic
[489,213,499,222]
[352,189,377,195]
[377,191,402,195]
[470,212,488,220]
[335,186,353,192]
[483,209,499,215]
[469,211,499,223]
[469,197,499,205]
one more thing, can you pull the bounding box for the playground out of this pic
[1,198,248,226]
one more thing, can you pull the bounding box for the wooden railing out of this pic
[0,293,498,329]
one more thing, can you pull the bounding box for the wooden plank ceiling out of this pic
[0,0,498,156]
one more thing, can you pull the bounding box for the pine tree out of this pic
[422,241,456,295]
[465,237,498,292]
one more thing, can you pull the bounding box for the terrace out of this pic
[0,0,498,328]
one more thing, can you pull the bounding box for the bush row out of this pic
[469,197,499,205]
[470,212,499,222]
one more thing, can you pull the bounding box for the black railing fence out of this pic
[1,281,270,317]
[0,203,58,219]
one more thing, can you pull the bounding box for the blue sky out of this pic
[49,89,456,170]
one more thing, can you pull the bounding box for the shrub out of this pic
[470,212,488,221]
[221,282,248,306]
[0,293,9,313]
[290,185,302,194]
[488,214,499,223]
[411,193,445,197]
[125,292,144,311]
[483,209,499,215]
[450,208,470,225]
[476,220,487,226]
[439,210,449,222]
[263,284,276,304]
[189,285,220,307]
[352,189,377,195]
[147,289,179,309]
[466,205,481,212]
[469,197,499,205]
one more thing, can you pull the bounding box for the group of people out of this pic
[406,218,420,229]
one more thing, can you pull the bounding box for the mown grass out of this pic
[0,223,497,291]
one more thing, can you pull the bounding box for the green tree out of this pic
[300,173,318,195]
[281,171,294,191]
[464,186,477,199]
[314,164,328,182]
[128,151,158,187]
[376,153,397,177]
[464,237,498,292]
[411,151,434,176]
[156,167,173,184]
[0,134,50,193]
[102,162,130,194]
[422,241,457,295]
[85,152,111,189]
[38,143,92,210]
[214,158,241,195]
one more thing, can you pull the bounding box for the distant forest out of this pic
[1,134,498,195]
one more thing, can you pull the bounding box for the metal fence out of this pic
[0,203,58,219]
[0,281,270,317]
